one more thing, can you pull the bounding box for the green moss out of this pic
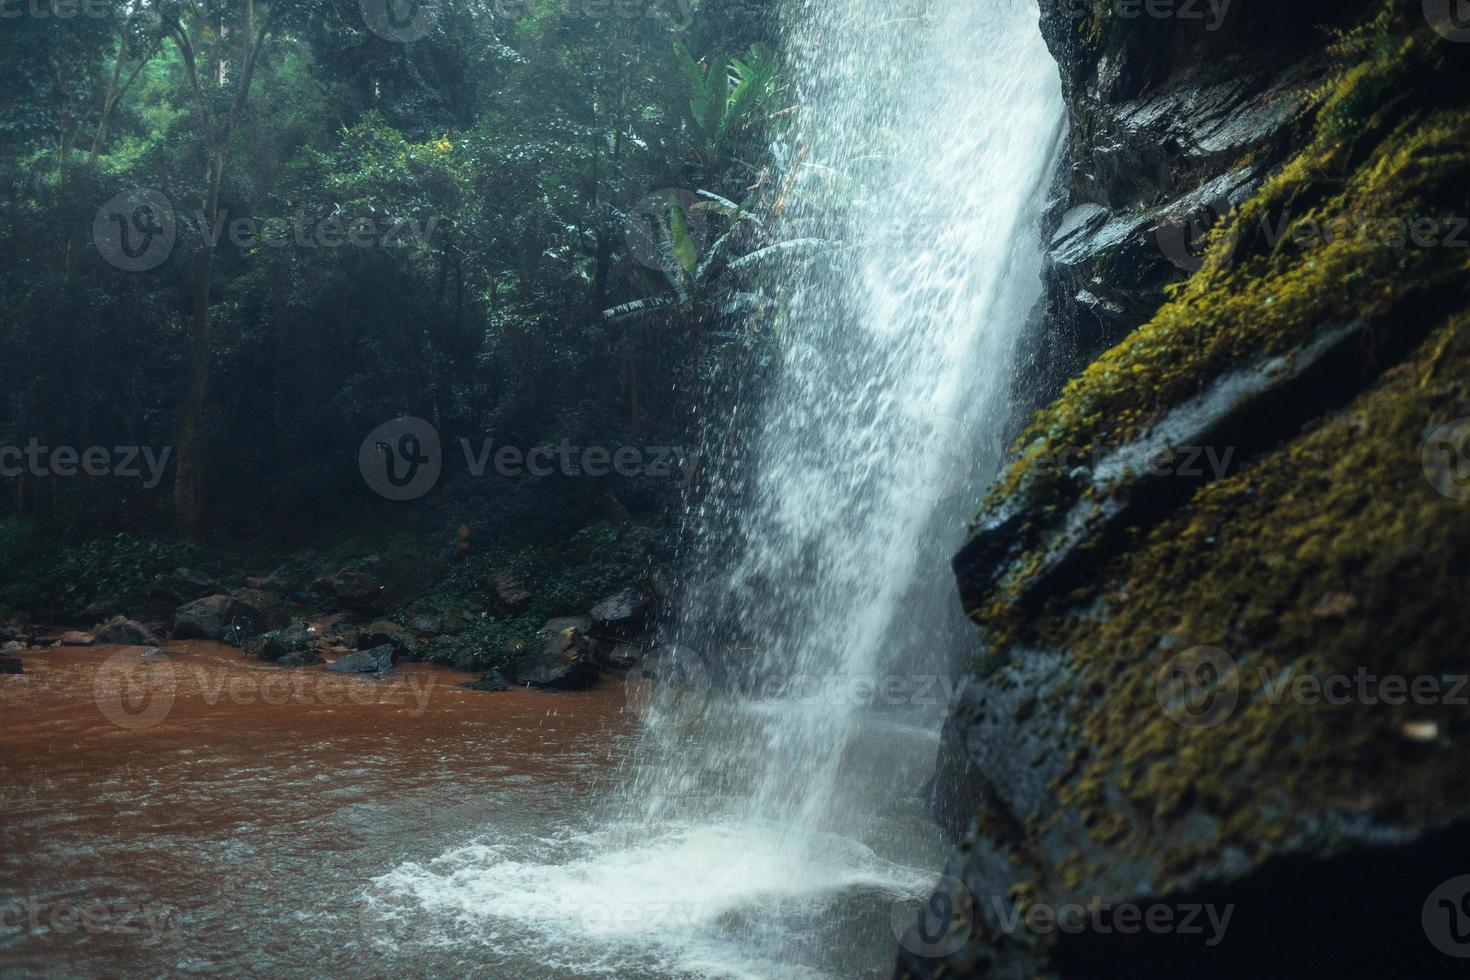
[965,2,1470,884]
[981,8,1470,545]
[1051,310,1470,873]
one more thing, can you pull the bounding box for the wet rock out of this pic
[171,591,288,641]
[355,621,415,660]
[246,624,320,662]
[277,648,325,668]
[172,596,231,640]
[0,656,21,674]
[91,616,161,647]
[460,670,511,693]
[603,643,643,670]
[590,589,654,637]
[326,644,397,674]
[411,616,444,636]
[311,554,434,614]
[515,618,600,690]
[57,631,94,647]
[140,647,167,661]
[1,641,24,655]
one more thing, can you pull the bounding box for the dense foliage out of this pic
[0,0,782,562]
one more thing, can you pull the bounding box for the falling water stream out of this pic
[373,1,1065,976]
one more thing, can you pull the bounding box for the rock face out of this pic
[1016,0,1350,413]
[515,617,600,690]
[905,5,1470,979]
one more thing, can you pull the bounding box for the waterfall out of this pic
[373,1,1064,975]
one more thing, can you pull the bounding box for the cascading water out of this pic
[371,1,1064,975]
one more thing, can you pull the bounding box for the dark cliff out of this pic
[904,1,1470,976]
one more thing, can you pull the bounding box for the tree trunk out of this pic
[173,242,215,540]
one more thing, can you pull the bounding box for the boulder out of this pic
[515,618,600,690]
[172,591,287,641]
[326,644,397,674]
[460,670,511,693]
[0,641,24,655]
[0,656,21,675]
[150,567,221,605]
[484,569,531,612]
[603,643,643,670]
[171,595,231,640]
[411,616,444,636]
[91,616,161,647]
[57,631,94,647]
[246,624,320,662]
[278,648,325,668]
[311,553,433,614]
[590,589,654,637]
[355,621,415,659]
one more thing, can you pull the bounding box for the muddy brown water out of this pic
[0,641,638,977]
